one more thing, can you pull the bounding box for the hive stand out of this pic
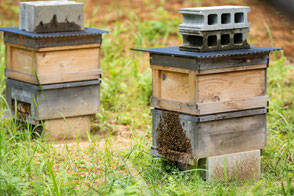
[133,46,279,115]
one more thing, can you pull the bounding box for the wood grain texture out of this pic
[160,71,190,102]
[5,43,101,84]
[197,64,267,75]
[10,46,34,73]
[37,85,100,120]
[196,96,269,115]
[151,64,267,115]
[151,97,198,115]
[196,114,266,158]
[197,69,266,103]
[189,73,197,103]
[152,68,160,98]
[151,108,267,164]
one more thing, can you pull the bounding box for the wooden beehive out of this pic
[5,78,100,123]
[0,27,108,84]
[133,46,279,115]
[151,108,267,165]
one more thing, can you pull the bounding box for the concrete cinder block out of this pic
[43,115,92,141]
[19,2,27,30]
[19,1,84,33]
[202,150,261,182]
[179,6,250,32]
[179,28,250,52]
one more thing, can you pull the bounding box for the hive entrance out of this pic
[11,99,31,118]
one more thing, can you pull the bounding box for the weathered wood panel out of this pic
[5,78,100,121]
[10,46,34,73]
[4,32,102,48]
[151,97,198,115]
[37,84,100,120]
[197,69,266,103]
[196,96,268,115]
[5,43,101,84]
[150,53,268,71]
[196,114,266,158]
[151,108,267,162]
[160,71,190,102]
[151,64,267,115]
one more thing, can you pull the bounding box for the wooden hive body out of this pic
[135,46,279,115]
[151,108,267,165]
[151,53,268,115]
[1,27,107,84]
[5,78,100,124]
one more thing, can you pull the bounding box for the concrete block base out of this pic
[39,115,93,141]
[200,150,261,182]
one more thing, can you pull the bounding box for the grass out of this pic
[0,0,294,195]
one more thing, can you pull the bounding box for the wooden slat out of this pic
[37,43,101,52]
[151,65,193,74]
[37,47,100,75]
[151,96,198,115]
[10,46,34,73]
[160,70,190,102]
[5,69,37,84]
[198,69,266,103]
[37,69,102,84]
[6,68,102,85]
[152,68,160,98]
[37,85,100,120]
[196,64,267,75]
[6,42,100,52]
[196,96,269,115]
[197,114,266,158]
[5,44,12,69]
[189,73,196,104]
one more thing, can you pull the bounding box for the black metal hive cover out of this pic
[132,46,281,59]
[0,27,109,38]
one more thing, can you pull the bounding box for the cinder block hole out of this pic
[208,14,218,25]
[234,33,243,44]
[235,12,244,23]
[221,34,230,45]
[184,35,203,47]
[207,35,217,46]
[221,13,231,24]
[11,99,31,117]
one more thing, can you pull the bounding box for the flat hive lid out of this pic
[132,46,281,59]
[0,27,109,38]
